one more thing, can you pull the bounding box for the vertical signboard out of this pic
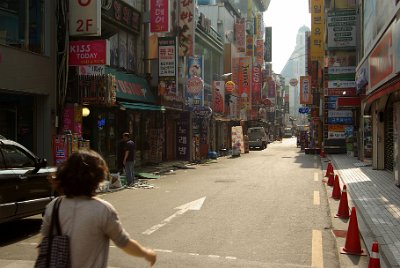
[158,37,178,101]
[310,0,325,64]
[150,0,169,32]
[238,57,252,110]
[255,39,264,65]
[300,76,312,104]
[255,13,264,39]
[235,18,246,53]
[179,0,195,56]
[246,35,254,57]
[264,27,272,62]
[69,0,101,36]
[252,65,262,106]
[176,113,190,161]
[212,81,225,114]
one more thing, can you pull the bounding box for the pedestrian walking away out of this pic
[122,132,136,187]
[37,149,156,267]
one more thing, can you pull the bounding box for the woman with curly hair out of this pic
[38,149,156,267]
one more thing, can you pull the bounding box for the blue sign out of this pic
[298,107,310,114]
[327,117,353,124]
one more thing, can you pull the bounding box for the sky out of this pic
[263,0,311,74]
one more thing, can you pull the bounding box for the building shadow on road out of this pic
[0,218,42,246]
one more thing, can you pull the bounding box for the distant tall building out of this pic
[281,25,310,120]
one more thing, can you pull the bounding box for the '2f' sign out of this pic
[70,0,100,36]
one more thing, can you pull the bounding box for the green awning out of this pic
[120,102,165,111]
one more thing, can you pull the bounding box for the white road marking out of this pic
[208,255,220,258]
[155,249,173,253]
[314,172,319,181]
[314,191,320,205]
[142,197,206,235]
[312,230,324,268]
[225,256,237,260]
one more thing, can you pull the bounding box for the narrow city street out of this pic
[0,139,340,268]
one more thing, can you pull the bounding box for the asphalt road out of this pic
[0,138,340,268]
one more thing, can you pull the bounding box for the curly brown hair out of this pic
[55,149,109,197]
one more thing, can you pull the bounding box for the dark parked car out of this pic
[0,136,56,223]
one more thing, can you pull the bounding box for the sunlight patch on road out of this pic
[313,191,320,205]
[312,230,324,268]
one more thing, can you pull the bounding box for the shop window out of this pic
[0,0,44,54]
[108,31,137,72]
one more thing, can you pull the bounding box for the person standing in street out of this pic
[122,132,136,187]
[38,149,156,267]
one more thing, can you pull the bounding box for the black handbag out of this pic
[35,197,71,268]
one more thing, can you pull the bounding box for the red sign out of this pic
[150,0,169,32]
[336,97,361,107]
[370,25,393,89]
[69,40,108,66]
[325,88,357,96]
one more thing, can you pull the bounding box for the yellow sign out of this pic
[310,0,325,64]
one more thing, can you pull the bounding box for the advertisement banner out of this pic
[178,0,195,56]
[212,81,225,114]
[300,76,312,104]
[69,40,109,66]
[238,57,251,103]
[252,65,262,106]
[235,18,246,53]
[267,76,276,98]
[150,0,169,33]
[185,76,204,107]
[255,13,264,39]
[255,39,264,65]
[69,0,101,36]
[246,35,254,57]
[264,27,272,62]
[327,9,356,49]
[310,0,325,63]
[188,55,204,79]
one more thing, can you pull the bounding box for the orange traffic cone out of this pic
[327,172,335,186]
[331,174,341,199]
[320,149,326,158]
[340,207,366,255]
[335,185,350,219]
[325,161,333,177]
[368,242,381,268]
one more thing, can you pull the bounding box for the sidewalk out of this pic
[325,154,400,268]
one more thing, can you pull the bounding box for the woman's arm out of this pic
[121,239,156,266]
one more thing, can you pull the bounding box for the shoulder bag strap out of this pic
[53,197,63,235]
[46,197,61,267]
